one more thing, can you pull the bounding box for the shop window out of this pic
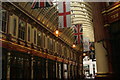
[10,53,31,79]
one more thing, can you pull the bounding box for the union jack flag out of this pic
[73,24,83,44]
[31,0,53,9]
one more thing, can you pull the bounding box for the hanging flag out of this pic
[74,24,83,44]
[58,1,71,28]
[31,0,53,9]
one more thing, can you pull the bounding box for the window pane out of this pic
[18,19,26,40]
[13,18,17,36]
[23,32,25,40]
[53,40,55,51]
[2,21,6,32]
[2,11,7,21]
[37,31,41,47]
[2,10,7,32]
[50,39,53,50]
[34,30,36,44]
[43,34,45,48]
[28,26,30,41]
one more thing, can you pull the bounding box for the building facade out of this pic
[1,2,82,80]
[1,1,120,80]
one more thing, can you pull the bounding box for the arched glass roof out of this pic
[52,1,94,42]
[70,2,94,42]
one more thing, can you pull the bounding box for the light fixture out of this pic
[54,27,60,37]
[38,33,41,36]
[72,43,76,48]
[83,53,86,56]
[55,29,59,35]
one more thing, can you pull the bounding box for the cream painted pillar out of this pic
[7,52,11,80]
[68,64,70,79]
[9,15,13,35]
[79,55,83,76]
[63,64,68,79]
[95,41,109,74]
[46,60,48,79]
[31,56,34,79]
[31,28,34,44]
[56,62,58,79]
[45,35,48,49]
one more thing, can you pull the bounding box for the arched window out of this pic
[37,31,42,47]
[18,19,26,40]
[43,34,45,48]
[53,40,55,51]
[64,47,67,58]
[49,38,53,51]
[47,37,50,50]
[59,44,62,54]
[28,26,31,42]
[13,18,17,36]
[1,9,8,32]
[34,30,37,44]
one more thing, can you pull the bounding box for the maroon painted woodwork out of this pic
[1,37,76,65]
[102,2,120,24]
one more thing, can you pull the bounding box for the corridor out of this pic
[1,1,120,80]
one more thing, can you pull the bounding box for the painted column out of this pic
[31,56,34,79]
[46,60,48,79]
[56,62,58,79]
[59,63,62,79]
[7,52,11,80]
[67,64,69,79]
[95,41,109,78]
[79,55,83,78]
[71,65,73,79]
[92,2,112,79]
